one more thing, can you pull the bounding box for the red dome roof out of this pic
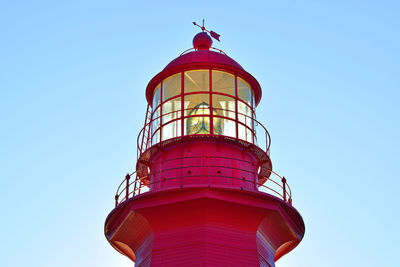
[164,50,244,71]
[145,46,262,106]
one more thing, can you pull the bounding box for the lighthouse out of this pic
[104,25,305,267]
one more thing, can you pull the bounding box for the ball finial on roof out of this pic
[193,32,212,50]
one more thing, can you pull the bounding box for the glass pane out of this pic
[163,73,181,101]
[184,70,210,93]
[238,124,252,143]
[245,127,253,143]
[162,97,182,124]
[252,95,256,119]
[238,100,254,143]
[185,102,211,135]
[212,94,235,119]
[161,98,182,141]
[237,78,252,106]
[238,101,252,127]
[213,116,222,135]
[151,106,161,145]
[184,94,210,116]
[212,71,234,96]
[215,117,236,137]
[152,128,160,145]
[161,119,181,141]
[238,124,246,141]
[152,84,161,109]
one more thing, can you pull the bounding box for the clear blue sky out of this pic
[1,1,399,266]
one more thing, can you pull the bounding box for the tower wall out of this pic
[105,187,303,267]
[149,141,258,192]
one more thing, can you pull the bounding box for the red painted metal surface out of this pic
[106,187,303,267]
[105,31,304,267]
[145,50,263,106]
[115,159,292,208]
[193,32,213,50]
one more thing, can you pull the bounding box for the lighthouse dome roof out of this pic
[145,33,262,106]
[163,49,244,71]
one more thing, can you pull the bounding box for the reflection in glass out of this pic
[184,94,209,116]
[212,94,235,119]
[216,118,235,137]
[238,102,252,127]
[237,78,252,106]
[238,124,246,141]
[163,74,181,101]
[185,70,209,93]
[162,98,182,141]
[212,71,234,96]
[152,84,161,109]
[152,128,160,146]
[238,101,253,142]
[151,105,161,145]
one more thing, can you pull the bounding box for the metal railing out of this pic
[136,107,271,160]
[180,47,227,56]
[114,167,292,207]
[112,104,286,209]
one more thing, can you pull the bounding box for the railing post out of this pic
[115,195,119,207]
[133,173,138,195]
[282,176,287,202]
[254,163,259,191]
[138,180,143,194]
[125,173,130,201]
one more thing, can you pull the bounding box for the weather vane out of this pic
[192,19,220,42]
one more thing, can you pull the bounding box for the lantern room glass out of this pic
[184,70,209,93]
[162,73,181,101]
[150,70,256,146]
[161,97,181,141]
[213,71,235,96]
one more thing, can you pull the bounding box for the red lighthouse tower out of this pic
[105,28,305,267]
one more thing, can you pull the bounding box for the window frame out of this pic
[150,69,256,145]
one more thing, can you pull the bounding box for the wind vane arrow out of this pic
[193,19,221,42]
[209,31,220,42]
